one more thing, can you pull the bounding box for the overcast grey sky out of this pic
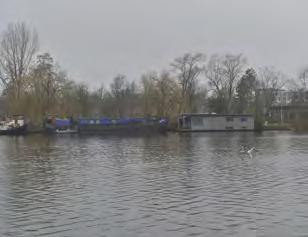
[1,0,308,87]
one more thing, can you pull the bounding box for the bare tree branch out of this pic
[171,52,206,113]
[205,53,246,113]
[0,22,38,98]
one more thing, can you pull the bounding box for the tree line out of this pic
[0,22,307,127]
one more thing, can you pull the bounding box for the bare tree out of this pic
[141,71,159,116]
[110,74,140,117]
[75,83,91,116]
[171,53,206,113]
[110,74,127,117]
[205,53,246,113]
[140,71,181,117]
[222,54,246,113]
[282,67,308,106]
[29,53,66,113]
[257,66,285,114]
[206,54,225,97]
[0,22,38,99]
[297,67,308,90]
[156,71,180,117]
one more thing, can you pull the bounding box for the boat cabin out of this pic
[178,113,254,132]
[0,115,27,135]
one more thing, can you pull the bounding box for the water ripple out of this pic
[0,132,308,236]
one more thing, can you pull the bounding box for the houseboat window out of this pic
[240,117,248,122]
[193,117,203,126]
[183,117,191,129]
[226,117,234,122]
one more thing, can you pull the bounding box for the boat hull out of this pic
[78,124,167,135]
[0,125,28,135]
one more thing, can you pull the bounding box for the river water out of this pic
[0,132,308,237]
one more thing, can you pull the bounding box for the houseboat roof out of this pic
[180,113,254,117]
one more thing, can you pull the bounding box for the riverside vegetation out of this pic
[1,22,307,130]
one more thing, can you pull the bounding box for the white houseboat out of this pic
[0,115,27,135]
[178,113,254,132]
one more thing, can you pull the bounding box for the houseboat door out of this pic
[179,116,191,130]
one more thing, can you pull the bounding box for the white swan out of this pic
[247,147,255,158]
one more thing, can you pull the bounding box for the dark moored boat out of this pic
[44,117,77,134]
[0,115,27,135]
[77,117,168,135]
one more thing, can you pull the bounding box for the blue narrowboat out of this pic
[44,116,168,135]
[77,117,168,134]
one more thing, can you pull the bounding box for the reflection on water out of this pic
[0,132,308,236]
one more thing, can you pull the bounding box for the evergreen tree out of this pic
[236,68,257,114]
